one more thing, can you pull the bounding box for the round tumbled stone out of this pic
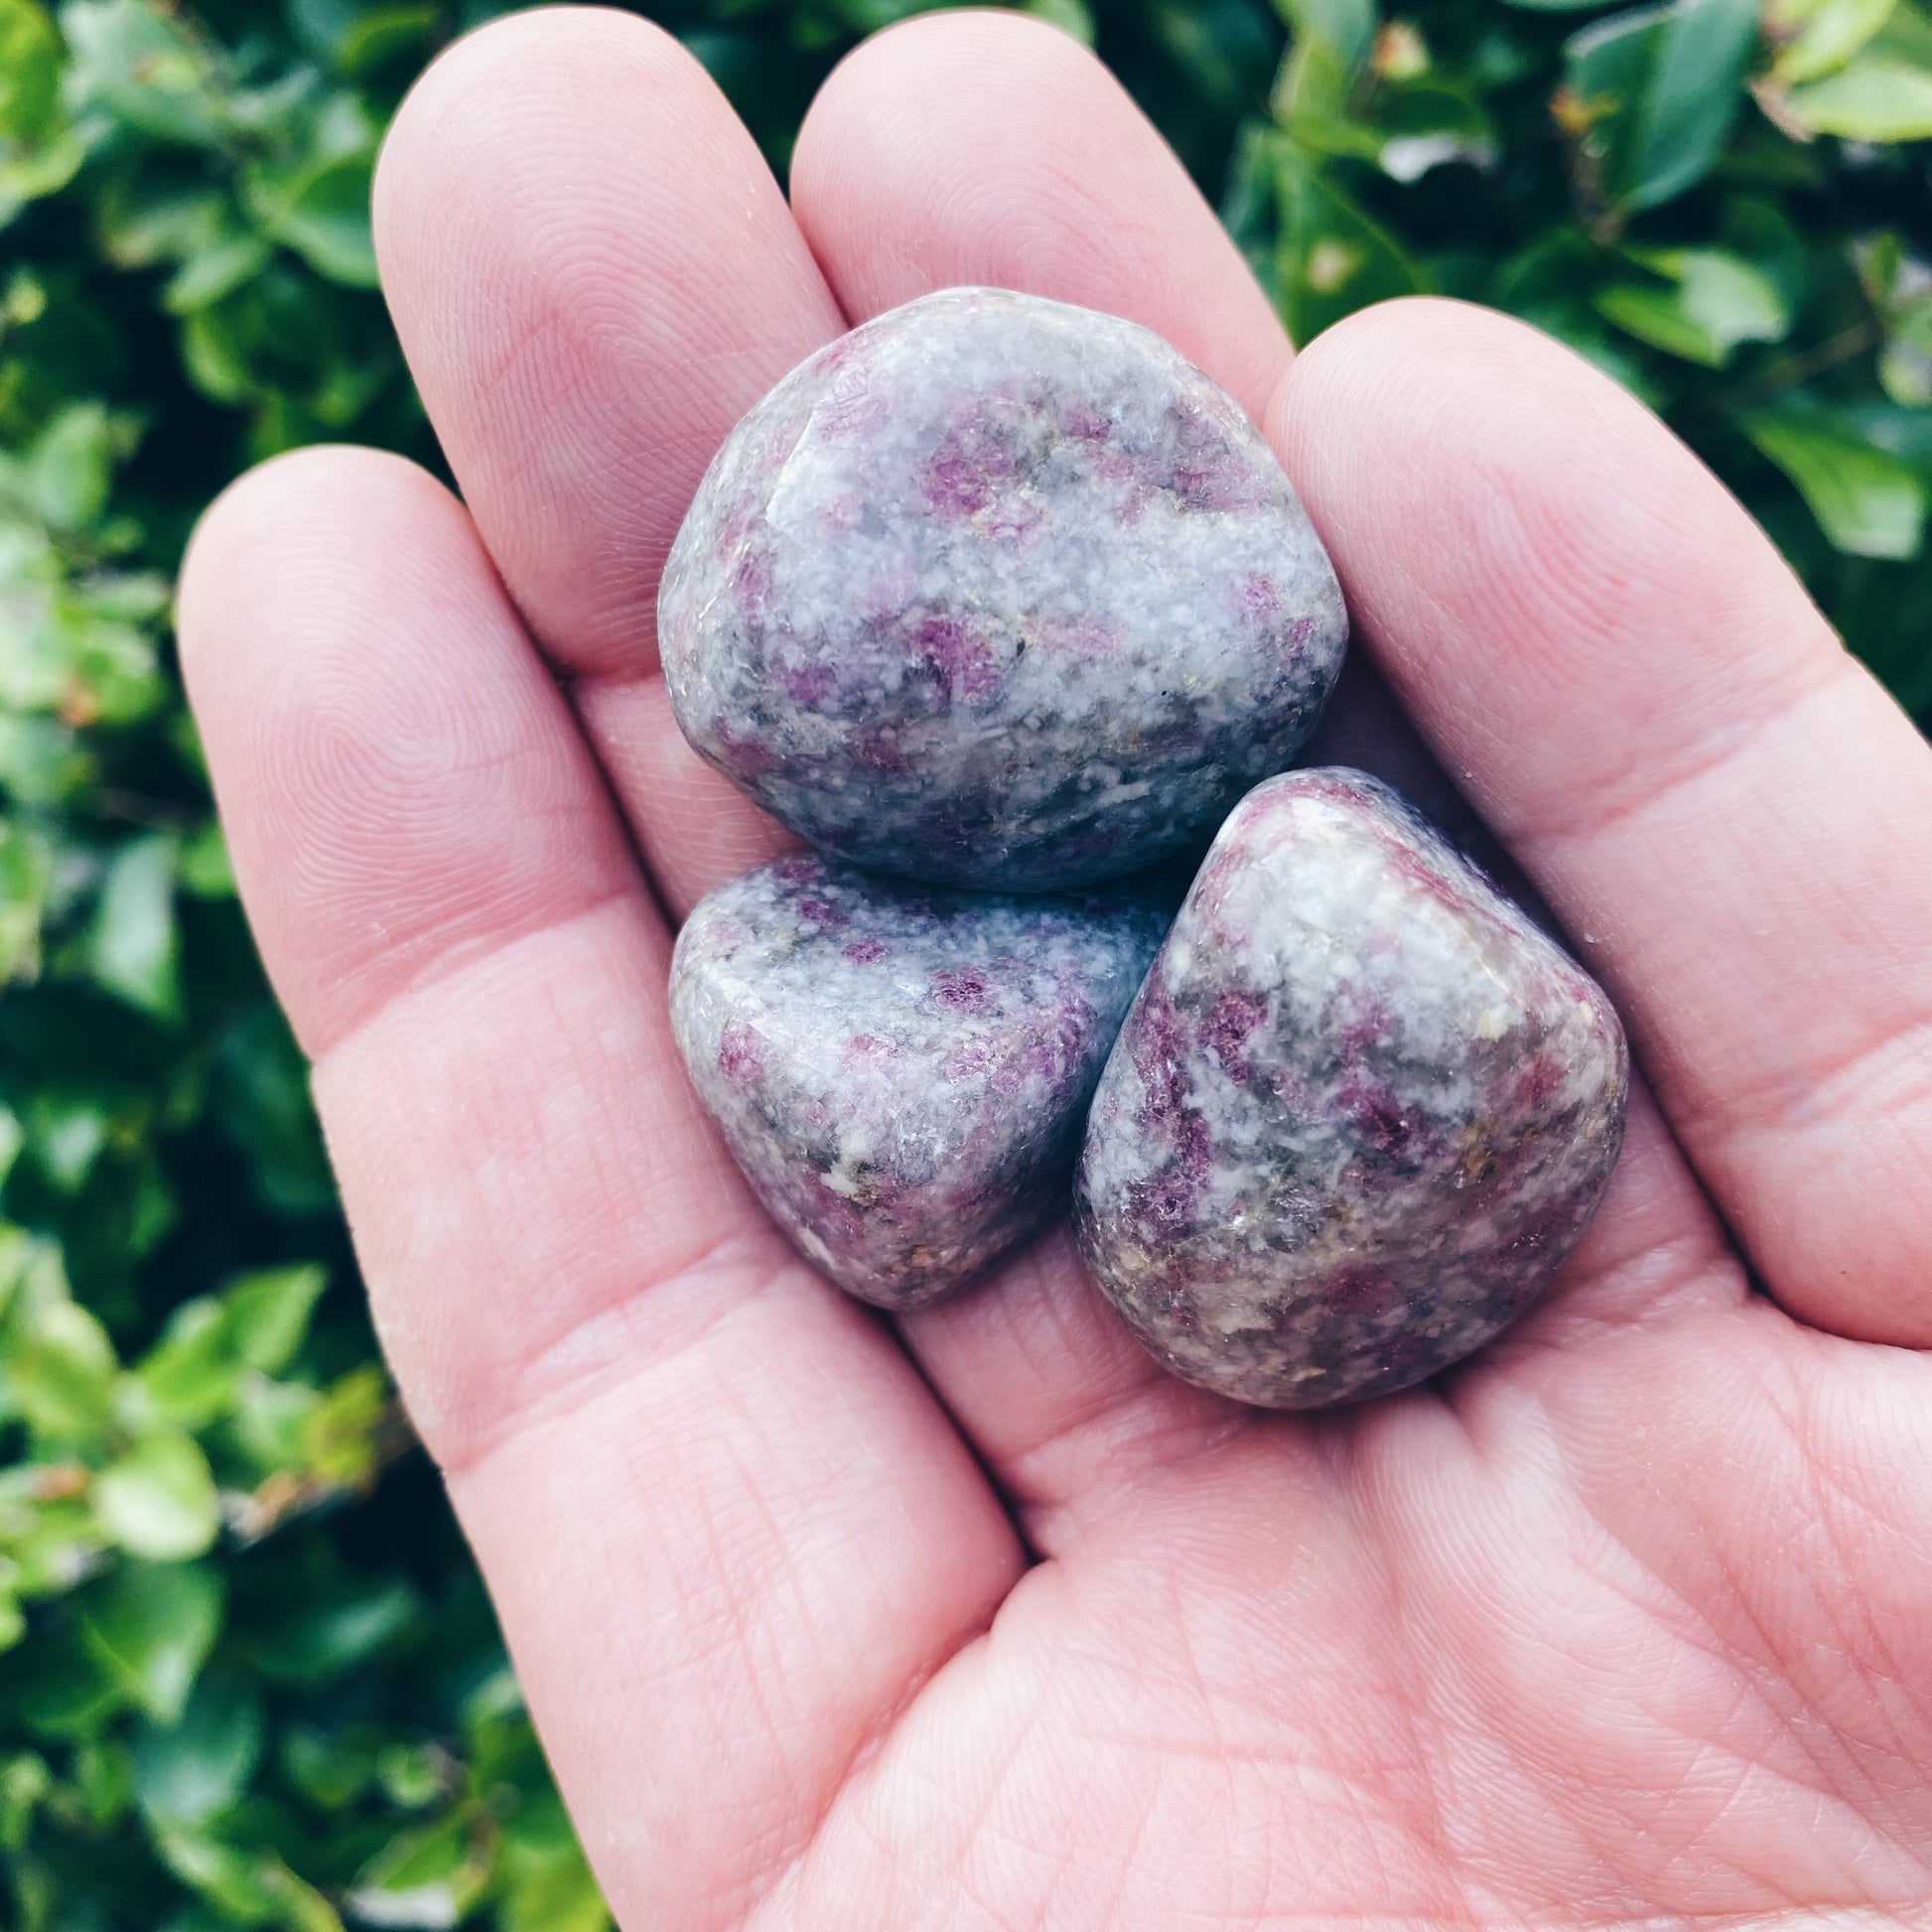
[660,286,1347,892]
[671,854,1171,1311]
[1074,769,1628,1409]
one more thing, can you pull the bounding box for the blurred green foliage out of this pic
[0,0,1926,1924]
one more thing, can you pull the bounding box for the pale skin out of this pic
[174,8,1932,1926]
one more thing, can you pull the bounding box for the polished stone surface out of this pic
[672,854,1170,1310]
[660,287,1346,891]
[1075,770,1628,1408]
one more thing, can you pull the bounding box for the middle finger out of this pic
[373,6,834,914]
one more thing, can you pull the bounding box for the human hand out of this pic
[176,10,1932,1925]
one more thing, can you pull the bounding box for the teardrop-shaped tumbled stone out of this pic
[671,855,1171,1311]
[1074,769,1628,1409]
[660,287,1346,892]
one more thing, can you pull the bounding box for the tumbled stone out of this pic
[671,854,1170,1311]
[1074,769,1628,1409]
[660,287,1346,891]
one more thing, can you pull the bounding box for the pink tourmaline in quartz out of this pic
[1074,770,1628,1409]
[660,287,1346,892]
[671,854,1169,1311]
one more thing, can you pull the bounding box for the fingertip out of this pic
[791,6,1289,420]
[372,4,699,264]
[371,0,838,677]
[179,444,456,704]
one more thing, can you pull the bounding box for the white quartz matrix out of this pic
[660,287,1346,891]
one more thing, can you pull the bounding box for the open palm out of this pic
[177,10,1932,1925]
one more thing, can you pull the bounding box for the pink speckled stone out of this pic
[1075,770,1628,1409]
[672,854,1170,1310]
[660,287,1345,892]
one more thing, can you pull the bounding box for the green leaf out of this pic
[1596,248,1789,363]
[1274,0,1377,70]
[212,1005,336,1218]
[303,1362,389,1487]
[0,0,76,225]
[0,0,63,145]
[163,232,273,315]
[1719,195,1812,316]
[280,1725,376,1809]
[94,1430,220,1560]
[1271,31,1379,152]
[0,124,83,223]
[176,820,235,898]
[86,833,182,1022]
[374,1739,452,1811]
[0,401,120,531]
[338,3,440,77]
[1784,54,1932,133]
[1146,0,1279,108]
[1870,0,1932,59]
[133,1672,263,1827]
[1769,0,1897,80]
[1565,0,1761,210]
[138,1299,239,1430]
[1375,75,1499,179]
[252,150,378,288]
[25,1097,110,1197]
[230,1374,321,1478]
[347,1806,492,1928]
[1271,138,1428,345]
[8,1625,127,1735]
[1745,409,1929,558]
[158,1829,345,1932]
[0,1750,52,1848]
[69,598,166,725]
[1024,0,1094,42]
[498,1788,611,1932]
[60,0,230,147]
[226,1264,328,1375]
[6,1296,117,1442]
[247,1572,421,1684]
[70,1733,132,1823]
[2,1486,109,1597]
[180,301,254,407]
[1880,299,1932,406]
[0,818,52,985]
[77,1560,223,1723]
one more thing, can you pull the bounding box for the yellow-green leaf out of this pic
[1770,0,1897,80]
[0,0,62,145]
[94,1431,220,1561]
[1785,54,1932,133]
[1597,248,1789,363]
[7,1297,117,1443]
[224,1264,327,1376]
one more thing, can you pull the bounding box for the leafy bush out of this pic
[0,0,1926,1925]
